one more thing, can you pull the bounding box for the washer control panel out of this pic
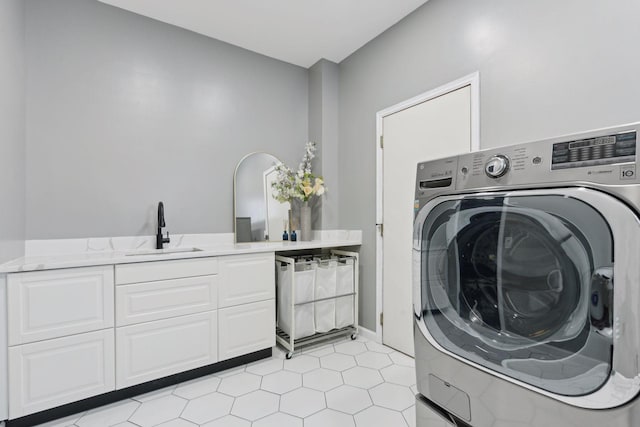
[551,131,636,170]
[484,155,510,178]
[422,124,640,193]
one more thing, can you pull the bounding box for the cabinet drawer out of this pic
[218,253,274,308]
[116,257,218,285]
[116,275,218,326]
[116,311,217,388]
[8,266,114,345]
[218,300,274,361]
[9,329,115,418]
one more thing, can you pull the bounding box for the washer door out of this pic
[413,188,640,408]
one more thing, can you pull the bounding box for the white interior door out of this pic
[381,85,473,356]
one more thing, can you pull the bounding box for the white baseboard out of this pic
[357,326,379,342]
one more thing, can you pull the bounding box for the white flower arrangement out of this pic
[272,142,327,204]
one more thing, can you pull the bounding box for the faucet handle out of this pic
[164,231,171,244]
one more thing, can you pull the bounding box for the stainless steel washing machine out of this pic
[413,123,640,426]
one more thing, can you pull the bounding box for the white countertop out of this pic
[0,230,362,274]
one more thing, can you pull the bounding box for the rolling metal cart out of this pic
[276,249,359,359]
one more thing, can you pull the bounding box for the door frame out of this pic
[374,72,481,343]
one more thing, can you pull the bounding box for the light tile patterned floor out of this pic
[37,336,417,427]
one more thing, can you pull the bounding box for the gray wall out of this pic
[20,0,640,331]
[0,0,26,262]
[308,59,340,229]
[338,0,640,330]
[25,0,308,239]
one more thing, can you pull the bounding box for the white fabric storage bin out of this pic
[314,300,335,333]
[314,259,337,333]
[335,258,355,328]
[277,262,316,339]
[335,295,354,329]
[293,265,315,304]
[336,259,354,295]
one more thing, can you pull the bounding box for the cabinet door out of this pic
[8,266,114,345]
[116,275,218,326]
[218,300,275,361]
[9,329,115,418]
[218,253,274,308]
[116,311,217,388]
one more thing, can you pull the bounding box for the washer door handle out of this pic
[590,266,613,326]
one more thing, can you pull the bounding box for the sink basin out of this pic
[125,247,203,256]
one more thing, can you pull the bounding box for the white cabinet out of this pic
[7,266,114,345]
[115,311,218,388]
[115,275,218,326]
[4,252,277,420]
[218,253,275,308]
[8,330,115,418]
[218,300,275,361]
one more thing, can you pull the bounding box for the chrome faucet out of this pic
[156,201,170,249]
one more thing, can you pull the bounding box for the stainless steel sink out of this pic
[125,247,203,256]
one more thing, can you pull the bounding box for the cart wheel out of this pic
[286,352,293,360]
[351,334,357,340]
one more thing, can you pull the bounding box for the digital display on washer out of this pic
[551,131,636,170]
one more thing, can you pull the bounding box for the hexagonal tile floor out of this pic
[35,336,416,427]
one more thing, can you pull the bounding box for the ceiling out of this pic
[97,0,429,68]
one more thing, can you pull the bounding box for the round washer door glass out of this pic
[420,193,614,396]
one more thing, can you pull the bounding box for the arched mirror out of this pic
[234,152,289,242]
